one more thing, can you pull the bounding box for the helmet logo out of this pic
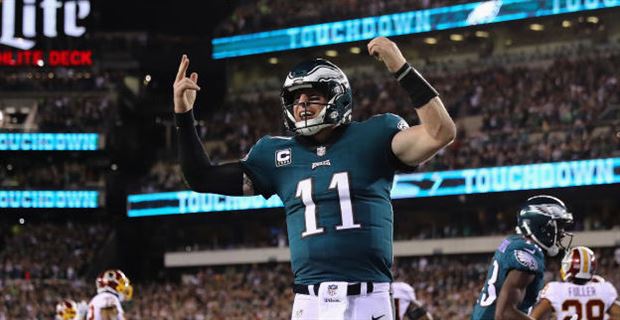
[329,111,339,120]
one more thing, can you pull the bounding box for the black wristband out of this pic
[174,110,196,128]
[394,63,439,109]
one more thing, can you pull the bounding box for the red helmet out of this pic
[96,269,133,301]
[560,246,597,282]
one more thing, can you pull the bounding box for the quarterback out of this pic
[173,36,456,319]
[530,246,620,319]
[86,269,133,320]
[472,195,574,320]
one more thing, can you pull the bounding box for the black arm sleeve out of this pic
[175,110,244,195]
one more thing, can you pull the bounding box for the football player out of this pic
[530,246,620,319]
[471,195,574,320]
[392,281,433,320]
[56,299,87,320]
[173,36,456,319]
[87,269,133,320]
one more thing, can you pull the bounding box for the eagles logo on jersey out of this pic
[472,195,574,320]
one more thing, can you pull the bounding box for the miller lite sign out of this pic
[0,0,92,66]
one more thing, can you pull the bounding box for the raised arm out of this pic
[173,55,254,196]
[368,37,456,166]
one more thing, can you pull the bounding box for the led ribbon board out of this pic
[0,133,100,151]
[212,0,620,59]
[0,190,100,208]
[127,157,620,217]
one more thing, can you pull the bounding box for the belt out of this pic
[293,282,374,296]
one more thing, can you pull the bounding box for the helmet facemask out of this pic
[281,59,353,136]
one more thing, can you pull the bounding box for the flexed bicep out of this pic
[391,98,455,166]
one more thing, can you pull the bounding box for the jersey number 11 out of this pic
[296,172,361,237]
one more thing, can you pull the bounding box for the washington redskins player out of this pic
[531,246,620,320]
[56,299,87,320]
[87,269,133,320]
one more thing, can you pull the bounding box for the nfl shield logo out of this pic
[327,284,338,296]
[317,146,326,157]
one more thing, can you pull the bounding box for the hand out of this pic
[367,37,407,73]
[173,54,201,113]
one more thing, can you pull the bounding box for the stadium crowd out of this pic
[0,222,109,281]
[0,66,136,134]
[0,159,106,189]
[215,0,474,36]
[1,238,618,319]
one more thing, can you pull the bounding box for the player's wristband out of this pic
[393,63,438,109]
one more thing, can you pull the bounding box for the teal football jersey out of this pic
[241,113,413,285]
[471,235,546,319]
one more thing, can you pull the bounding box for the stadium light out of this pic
[475,30,489,38]
[587,16,599,23]
[268,57,279,64]
[325,50,338,57]
[529,23,544,31]
[424,37,437,45]
[450,34,464,41]
[562,20,572,27]
[349,47,361,54]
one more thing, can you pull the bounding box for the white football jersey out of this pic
[538,281,618,320]
[392,282,422,320]
[87,291,124,320]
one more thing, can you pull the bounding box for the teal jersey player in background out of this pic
[172,36,456,320]
[472,195,574,320]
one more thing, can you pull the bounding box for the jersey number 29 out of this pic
[296,172,361,237]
